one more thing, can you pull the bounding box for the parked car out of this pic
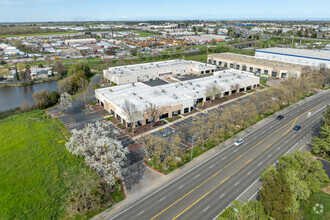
[294,125,301,130]
[276,115,284,120]
[234,138,244,146]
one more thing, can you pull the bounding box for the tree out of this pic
[260,166,294,220]
[278,151,329,193]
[33,55,37,63]
[144,103,164,127]
[53,61,66,76]
[80,50,88,57]
[205,83,223,103]
[130,48,138,56]
[68,62,91,77]
[122,99,139,133]
[191,118,209,149]
[219,200,271,220]
[32,89,51,109]
[65,121,129,186]
[58,92,72,113]
[0,66,10,78]
[49,91,60,105]
[210,38,217,45]
[104,47,117,56]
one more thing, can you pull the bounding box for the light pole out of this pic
[191,135,194,161]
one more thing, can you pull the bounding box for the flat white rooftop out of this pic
[256,47,330,61]
[96,69,259,111]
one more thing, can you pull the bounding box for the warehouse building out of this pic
[103,60,217,85]
[64,38,96,45]
[95,69,259,128]
[208,53,304,78]
[255,47,330,68]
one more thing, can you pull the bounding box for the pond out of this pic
[0,80,58,112]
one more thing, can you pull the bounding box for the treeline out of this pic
[219,151,329,219]
[0,26,68,36]
[312,105,330,160]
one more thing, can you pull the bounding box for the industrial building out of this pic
[95,69,259,128]
[103,60,217,85]
[255,47,330,68]
[64,38,96,45]
[208,53,304,78]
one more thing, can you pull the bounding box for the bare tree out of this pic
[145,103,164,127]
[122,99,139,133]
[80,50,88,57]
[20,99,32,111]
[53,61,66,76]
[32,89,50,109]
[205,83,223,103]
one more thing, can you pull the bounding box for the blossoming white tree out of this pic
[58,92,72,113]
[66,121,129,186]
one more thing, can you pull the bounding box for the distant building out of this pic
[183,35,229,43]
[103,60,217,85]
[96,69,259,128]
[64,38,96,45]
[208,53,304,78]
[255,47,330,68]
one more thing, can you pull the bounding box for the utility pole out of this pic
[291,35,294,48]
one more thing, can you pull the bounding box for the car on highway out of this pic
[276,115,284,120]
[234,138,244,146]
[294,125,301,130]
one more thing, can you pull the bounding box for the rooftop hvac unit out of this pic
[175,85,178,88]
[214,80,217,83]
[188,82,192,85]
[196,84,200,87]
[180,83,183,86]
[132,92,136,95]
[139,96,143,100]
[218,75,221,78]
[161,89,166,93]
[132,83,135,86]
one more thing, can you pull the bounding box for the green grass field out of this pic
[0,31,78,38]
[300,190,330,219]
[0,110,99,219]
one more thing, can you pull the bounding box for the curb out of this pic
[144,160,166,176]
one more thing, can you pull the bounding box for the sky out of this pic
[0,0,329,22]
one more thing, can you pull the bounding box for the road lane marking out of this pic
[221,156,227,161]
[203,206,209,212]
[220,193,225,198]
[234,149,238,152]
[137,210,144,216]
[268,154,272,158]
[151,103,325,220]
[247,171,252,176]
[194,174,200,178]
[253,137,257,140]
[285,140,288,143]
[159,197,166,202]
[299,144,306,151]
[277,147,280,150]
[178,185,184,189]
[209,165,215,169]
[258,162,262,166]
[234,182,239,186]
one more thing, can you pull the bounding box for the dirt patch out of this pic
[320,184,330,194]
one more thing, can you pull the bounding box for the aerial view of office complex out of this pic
[0,1,329,220]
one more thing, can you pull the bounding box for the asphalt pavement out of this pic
[94,90,330,220]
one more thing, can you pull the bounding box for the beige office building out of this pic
[208,53,305,79]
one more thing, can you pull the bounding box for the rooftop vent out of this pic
[196,84,201,87]
[161,89,166,93]
[132,83,135,87]
[132,92,136,95]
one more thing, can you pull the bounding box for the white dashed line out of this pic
[137,210,145,216]
[234,182,239,186]
[247,171,252,176]
[159,197,166,202]
[209,164,215,169]
[299,144,306,151]
[258,162,262,166]
[220,193,226,198]
[234,149,238,152]
[194,174,200,178]
[178,185,184,189]
[268,154,272,158]
[221,156,227,161]
[253,137,257,140]
[203,206,209,212]
[277,147,280,150]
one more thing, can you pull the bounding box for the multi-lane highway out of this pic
[96,90,330,220]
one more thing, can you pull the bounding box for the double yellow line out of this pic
[151,102,325,220]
